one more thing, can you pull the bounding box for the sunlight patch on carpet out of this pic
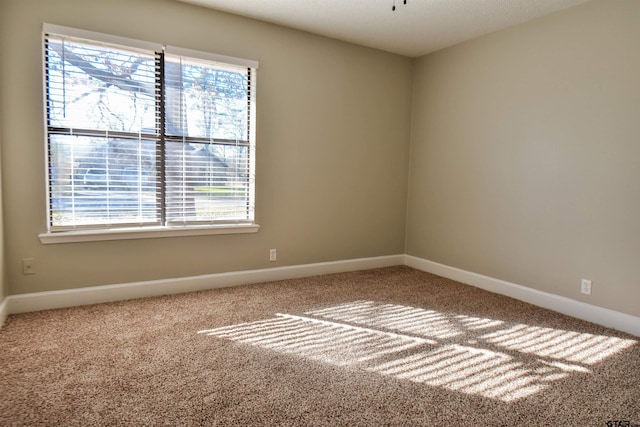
[201,313,434,365]
[198,301,637,402]
[479,325,635,365]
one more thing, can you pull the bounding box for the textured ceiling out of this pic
[176,0,591,57]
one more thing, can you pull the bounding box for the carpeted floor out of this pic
[1,266,638,426]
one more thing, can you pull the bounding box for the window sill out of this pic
[39,223,260,244]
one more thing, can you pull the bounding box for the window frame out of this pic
[39,24,259,244]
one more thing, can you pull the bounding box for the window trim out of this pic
[38,223,260,244]
[42,24,163,53]
[41,24,260,241]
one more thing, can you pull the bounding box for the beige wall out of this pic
[0,0,413,294]
[1,0,638,321]
[407,0,640,317]
[0,133,6,305]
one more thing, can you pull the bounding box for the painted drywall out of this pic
[406,0,640,317]
[0,132,6,306]
[2,0,638,325]
[0,0,413,294]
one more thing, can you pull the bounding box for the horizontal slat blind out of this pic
[163,52,255,225]
[44,26,257,232]
[45,32,162,230]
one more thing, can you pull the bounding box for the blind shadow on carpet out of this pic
[200,299,635,403]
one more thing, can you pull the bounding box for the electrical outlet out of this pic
[581,279,592,295]
[22,258,35,275]
[269,249,277,262]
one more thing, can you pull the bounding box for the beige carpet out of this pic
[1,266,638,426]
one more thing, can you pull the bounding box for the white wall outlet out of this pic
[581,279,592,295]
[269,249,277,262]
[22,258,35,275]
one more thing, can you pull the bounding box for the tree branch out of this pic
[49,42,156,98]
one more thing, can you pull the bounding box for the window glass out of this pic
[46,38,156,133]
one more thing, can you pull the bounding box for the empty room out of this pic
[0,0,638,425]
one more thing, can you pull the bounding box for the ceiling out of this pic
[176,0,591,57]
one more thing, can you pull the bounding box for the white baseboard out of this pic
[5,254,405,315]
[0,297,8,329]
[3,253,638,338]
[405,255,640,337]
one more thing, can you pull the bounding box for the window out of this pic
[43,24,257,239]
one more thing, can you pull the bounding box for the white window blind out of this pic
[163,52,256,225]
[43,25,257,232]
